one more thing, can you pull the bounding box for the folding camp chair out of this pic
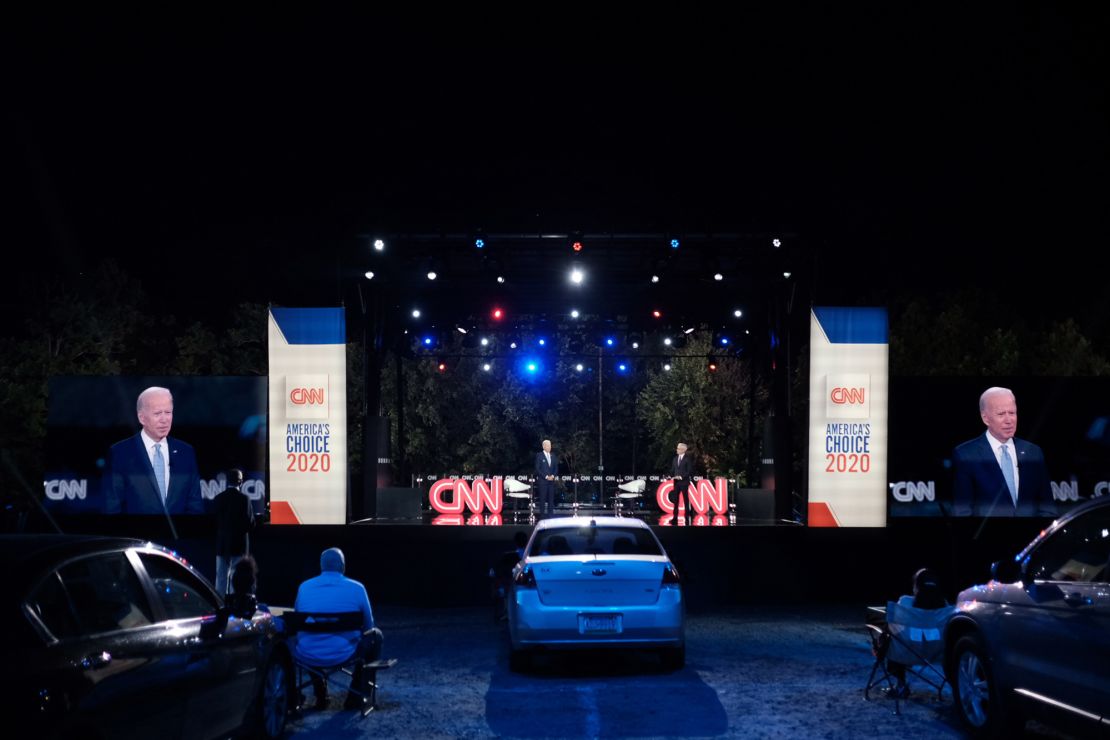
[864,601,951,714]
[283,611,397,717]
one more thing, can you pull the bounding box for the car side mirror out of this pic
[199,606,233,639]
[991,558,1024,583]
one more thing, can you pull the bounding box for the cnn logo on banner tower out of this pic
[826,373,870,419]
[285,374,329,419]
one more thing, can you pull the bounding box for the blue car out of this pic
[945,497,1110,736]
[507,516,685,671]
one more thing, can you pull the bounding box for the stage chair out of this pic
[503,477,534,520]
[283,611,397,717]
[611,479,646,515]
[864,601,950,715]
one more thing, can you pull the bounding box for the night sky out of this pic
[6,7,1109,326]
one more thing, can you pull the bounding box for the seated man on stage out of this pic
[294,547,383,710]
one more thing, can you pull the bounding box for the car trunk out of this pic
[532,557,666,606]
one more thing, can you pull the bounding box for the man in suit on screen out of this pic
[951,387,1054,518]
[103,386,204,515]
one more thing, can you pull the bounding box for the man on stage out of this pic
[534,439,559,515]
[671,441,694,524]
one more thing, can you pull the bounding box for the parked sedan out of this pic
[1,535,291,739]
[945,497,1110,737]
[506,516,684,671]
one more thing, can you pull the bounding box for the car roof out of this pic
[1020,495,1110,558]
[0,534,156,592]
[533,516,651,531]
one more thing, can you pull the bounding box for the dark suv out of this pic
[1,535,291,739]
[945,497,1110,736]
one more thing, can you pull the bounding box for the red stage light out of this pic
[572,241,583,252]
[438,362,447,373]
[491,307,504,320]
[652,310,662,319]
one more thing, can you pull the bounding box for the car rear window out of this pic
[529,526,663,557]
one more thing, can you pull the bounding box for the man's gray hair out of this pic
[979,387,1015,413]
[320,547,345,573]
[137,386,173,414]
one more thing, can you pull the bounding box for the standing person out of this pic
[671,442,694,524]
[214,468,255,597]
[952,387,1054,517]
[103,386,203,515]
[534,439,559,515]
[294,548,383,711]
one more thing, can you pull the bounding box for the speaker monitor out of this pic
[375,487,421,519]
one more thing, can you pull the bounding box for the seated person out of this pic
[886,567,953,697]
[294,547,384,710]
[225,555,260,617]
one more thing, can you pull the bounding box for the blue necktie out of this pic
[999,444,1017,506]
[152,443,168,503]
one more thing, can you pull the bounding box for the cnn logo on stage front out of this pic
[826,374,870,419]
[285,374,329,419]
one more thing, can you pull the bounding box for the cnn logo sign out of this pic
[285,374,329,419]
[826,373,870,419]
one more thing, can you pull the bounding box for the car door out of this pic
[135,551,260,740]
[27,549,184,740]
[1003,507,1110,720]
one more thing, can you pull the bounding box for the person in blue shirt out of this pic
[294,547,383,710]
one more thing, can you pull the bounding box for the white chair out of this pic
[612,479,646,515]
[503,477,534,519]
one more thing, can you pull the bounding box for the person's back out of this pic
[294,549,375,667]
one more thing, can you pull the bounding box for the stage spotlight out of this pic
[364,271,375,280]
[437,359,448,373]
[475,238,485,249]
[616,361,629,374]
[772,237,782,248]
[572,240,583,252]
[663,363,672,371]
[570,309,580,319]
[569,267,585,285]
[663,337,673,346]
[720,336,730,346]
[482,363,492,372]
[373,239,385,251]
[713,273,723,281]
[783,271,792,278]
[411,309,422,319]
[733,309,743,318]
[627,332,643,350]
[707,356,718,373]
[670,238,680,249]
[491,307,504,320]
[427,271,437,281]
[651,275,660,283]
[652,310,662,319]
[538,338,547,347]
[480,337,490,347]
[456,326,468,334]
[421,336,435,347]
[509,341,518,349]
[497,275,505,284]
[604,337,616,348]
[575,363,585,372]
[684,327,696,335]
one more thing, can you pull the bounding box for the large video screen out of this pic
[888,378,1110,518]
[44,377,267,515]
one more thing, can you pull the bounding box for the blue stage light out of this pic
[720,337,730,346]
[617,361,629,374]
[605,337,616,347]
[475,238,485,249]
[422,336,434,346]
[670,238,680,249]
[538,338,546,347]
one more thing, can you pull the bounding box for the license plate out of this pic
[579,614,622,634]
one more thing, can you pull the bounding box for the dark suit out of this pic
[535,451,559,514]
[103,433,203,515]
[952,434,1054,517]
[671,453,694,521]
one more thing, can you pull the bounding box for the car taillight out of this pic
[514,567,537,588]
[662,565,681,585]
